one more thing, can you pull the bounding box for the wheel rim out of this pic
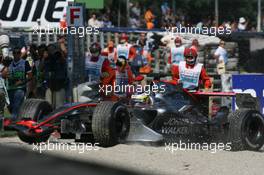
[244,113,264,147]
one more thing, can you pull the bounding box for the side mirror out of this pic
[134,75,144,82]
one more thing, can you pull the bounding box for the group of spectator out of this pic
[88,13,113,28]
[0,35,68,121]
[84,1,261,32]
[159,2,252,32]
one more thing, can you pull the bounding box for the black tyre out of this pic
[17,132,50,144]
[228,109,264,151]
[75,134,95,144]
[18,99,53,121]
[92,101,130,147]
[17,99,53,144]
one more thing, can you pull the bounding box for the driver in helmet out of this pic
[171,48,212,91]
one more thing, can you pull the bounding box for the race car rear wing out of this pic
[193,91,260,110]
[192,92,236,96]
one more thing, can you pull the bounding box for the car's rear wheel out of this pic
[92,101,130,147]
[228,109,264,151]
[17,99,53,144]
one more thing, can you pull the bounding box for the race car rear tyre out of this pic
[92,101,130,147]
[18,98,53,121]
[17,99,53,144]
[228,109,264,151]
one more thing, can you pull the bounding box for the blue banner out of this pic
[232,74,264,114]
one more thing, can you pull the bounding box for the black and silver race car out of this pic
[3,81,264,151]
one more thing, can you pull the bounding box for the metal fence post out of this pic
[46,33,49,45]
[86,34,91,52]
[100,32,104,49]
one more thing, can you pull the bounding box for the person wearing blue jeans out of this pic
[7,47,32,120]
[8,89,25,120]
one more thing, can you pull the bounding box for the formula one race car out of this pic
[3,81,264,151]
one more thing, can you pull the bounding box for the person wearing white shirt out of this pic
[214,40,228,74]
[88,14,101,28]
[238,17,248,31]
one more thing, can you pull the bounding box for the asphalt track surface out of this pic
[0,137,263,175]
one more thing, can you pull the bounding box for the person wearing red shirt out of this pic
[76,43,114,103]
[104,55,144,101]
[85,43,114,86]
[116,33,136,62]
[171,48,211,90]
[102,41,117,69]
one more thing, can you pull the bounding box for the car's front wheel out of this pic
[92,101,130,147]
[17,99,53,144]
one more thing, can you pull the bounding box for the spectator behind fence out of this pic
[144,7,155,29]
[7,47,32,120]
[214,40,228,75]
[130,2,141,28]
[88,14,102,28]
[161,1,170,16]
[238,17,248,31]
[102,15,113,28]
[131,2,141,18]
[44,44,67,108]
[129,14,141,28]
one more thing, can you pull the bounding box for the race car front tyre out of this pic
[18,99,53,121]
[92,101,130,147]
[17,132,50,144]
[17,99,53,144]
[228,109,264,151]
